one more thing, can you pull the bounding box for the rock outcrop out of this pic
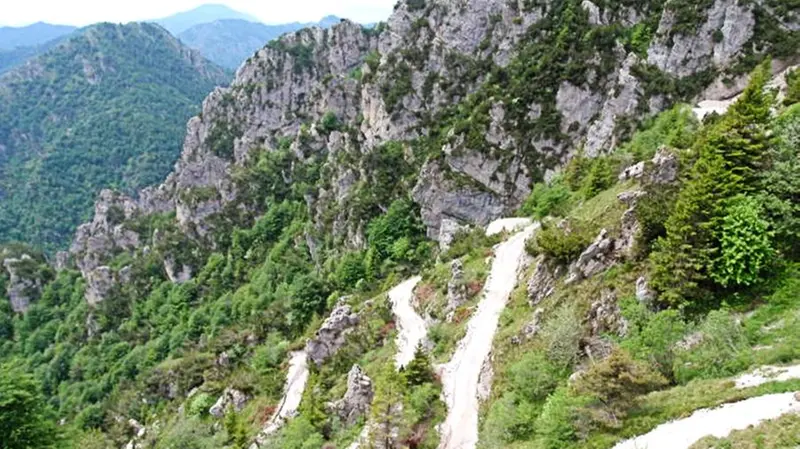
[209,388,250,417]
[331,365,374,425]
[306,303,360,365]
[527,256,562,307]
[445,259,468,321]
[2,255,43,313]
[567,229,615,283]
[647,0,755,78]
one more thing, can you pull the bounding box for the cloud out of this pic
[1,0,397,27]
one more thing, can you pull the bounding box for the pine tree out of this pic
[369,364,407,449]
[650,61,777,308]
[403,344,435,387]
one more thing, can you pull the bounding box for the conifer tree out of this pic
[369,364,407,449]
[403,344,434,387]
[651,60,776,307]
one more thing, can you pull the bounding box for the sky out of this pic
[0,0,396,27]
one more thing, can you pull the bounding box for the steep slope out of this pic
[0,22,76,49]
[0,22,228,251]
[0,1,798,449]
[178,16,342,69]
[154,4,260,35]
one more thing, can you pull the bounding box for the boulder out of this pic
[619,161,646,181]
[648,147,679,185]
[306,303,360,366]
[439,218,469,251]
[445,259,468,321]
[567,229,615,283]
[636,277,655,306]
[331,365,374,425]
[209,388,249,417]
[523,308,545,339]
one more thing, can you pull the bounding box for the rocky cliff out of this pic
[65,0,798,304]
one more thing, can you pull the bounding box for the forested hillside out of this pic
[0,22,229,251]
[0,1,799,449]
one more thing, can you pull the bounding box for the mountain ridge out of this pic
[0,21,229,251]
[0,22,77,50]
[0,1,799,449]
[153,3,261,35]
[177,15,344,69]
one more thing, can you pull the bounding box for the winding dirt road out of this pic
[251,350,309,447]
[438,220,538,449]
[390,275,425,368]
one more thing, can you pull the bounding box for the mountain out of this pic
[1,1,799,449]
[178,16,343,69]
[0,37,65,74]
[0,22,76,50]
[0,22,228,251]
[154,3,260,35]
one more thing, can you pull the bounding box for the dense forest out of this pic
[0,22,228,251]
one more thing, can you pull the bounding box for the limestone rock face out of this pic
[647,0,755,78]
[412,160,509,239]
[585,52,643,157]
[306,303,360,366]
[63,0,776,306]
[164,258,193,284]
[84,266,116,306]
[209,388,250,417]
[331,365,374,425]
[2,255,43,313]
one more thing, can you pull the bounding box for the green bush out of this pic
[531,221,594,265]
[519,177,573,219]
[541,304,584,369]
[534,387,592,449]
[621,298,687,380]
[572,349,668,427]
[0,364,60,448]
[188,392,216,417]
[509,352,567,402]
[674,309,752,383]
[710,195,773,288]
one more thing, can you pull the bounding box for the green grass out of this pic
[581,378,800,449]
[690,413,800,449]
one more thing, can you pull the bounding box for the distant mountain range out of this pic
[177,15,344,69]
[0,5,356,72]
[0,22,76,50]
[152,3,260,35]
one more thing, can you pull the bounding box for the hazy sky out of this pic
[1,0,396,27]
